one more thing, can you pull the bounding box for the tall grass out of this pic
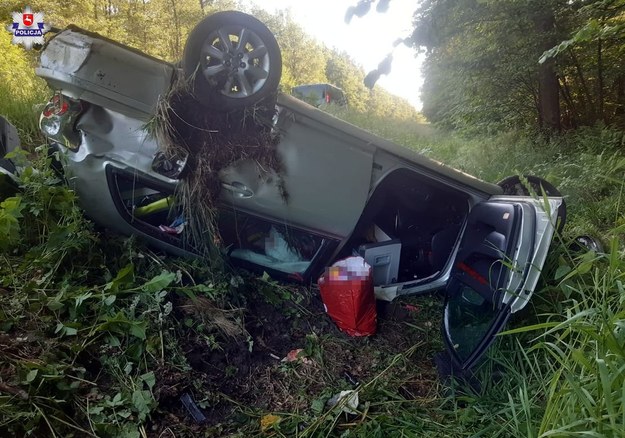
[0,32,48,145]
[0,80,47,146]
[495,237,624,436]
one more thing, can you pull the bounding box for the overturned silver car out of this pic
[30,11,562,373]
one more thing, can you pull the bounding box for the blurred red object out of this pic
[318,257,377,336]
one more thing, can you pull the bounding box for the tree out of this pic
[325,49,370,112]
[410,0,625,132]
[248,8,329,92]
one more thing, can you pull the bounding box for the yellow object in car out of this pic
[133,196,174,217]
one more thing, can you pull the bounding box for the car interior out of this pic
[338,168,471,285]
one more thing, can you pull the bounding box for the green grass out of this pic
[505,237,625,436]
[0,80,47,147]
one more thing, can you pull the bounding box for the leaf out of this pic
[118,423,140,438]
[555,264,571,280]
[311,396,326,415]
[129,321,147,340]
[105,393,125,409]
[88,406,104,415]
[141,271,176,293]
[140,371,156,390]
[103,295,116,306]
[499,321,560,336]
[47,299,65,311]
[106,334,121,347]
[105,264,135,292]
[55,322,77,337]
[75,291,93,309]
[131,389,154,422]
[117,410,132,419]
[26,369,38,383]
[0,197,24,217]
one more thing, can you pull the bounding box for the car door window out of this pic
[218,211,325,275]
[442,201,526,371]
[444,283,501,364]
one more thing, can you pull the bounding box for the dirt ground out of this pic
[148,283,445,437]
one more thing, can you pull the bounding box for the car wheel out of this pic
[570,235,604,254]
[183,11,282,110]
[497,175,567,233]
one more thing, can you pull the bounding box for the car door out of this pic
[442,196,561,371]
[218,94,375,239]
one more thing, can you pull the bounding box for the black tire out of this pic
[570,235,604,254]
[497,175,567,233]
[183,11,282,110]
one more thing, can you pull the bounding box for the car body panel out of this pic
[277,94,504,197]
[36,28,173,120]
[220,101,375,238]
[492,196,562,313]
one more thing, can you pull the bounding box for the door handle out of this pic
[221,181,254,198]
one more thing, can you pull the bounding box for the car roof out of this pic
[277,93,503,196]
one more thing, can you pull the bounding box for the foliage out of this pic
[0,152,238,436]
[0,32,47,143]
[411,0,625,133]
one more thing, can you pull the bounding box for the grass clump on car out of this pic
[150,77,286,257]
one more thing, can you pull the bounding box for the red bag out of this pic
[318,257,377,336]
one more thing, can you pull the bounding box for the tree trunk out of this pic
[568,49,594,124]
[169,0,181,60]
[558,75,578,129]
[597,37,605,123]
[534,5,561,132]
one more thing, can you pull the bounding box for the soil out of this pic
[147,284,444,437]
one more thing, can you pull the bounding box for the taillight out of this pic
[39,93,85,151]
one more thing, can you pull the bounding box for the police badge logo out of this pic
[7,6,50,49]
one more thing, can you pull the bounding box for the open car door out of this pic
[442,196,562,372]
